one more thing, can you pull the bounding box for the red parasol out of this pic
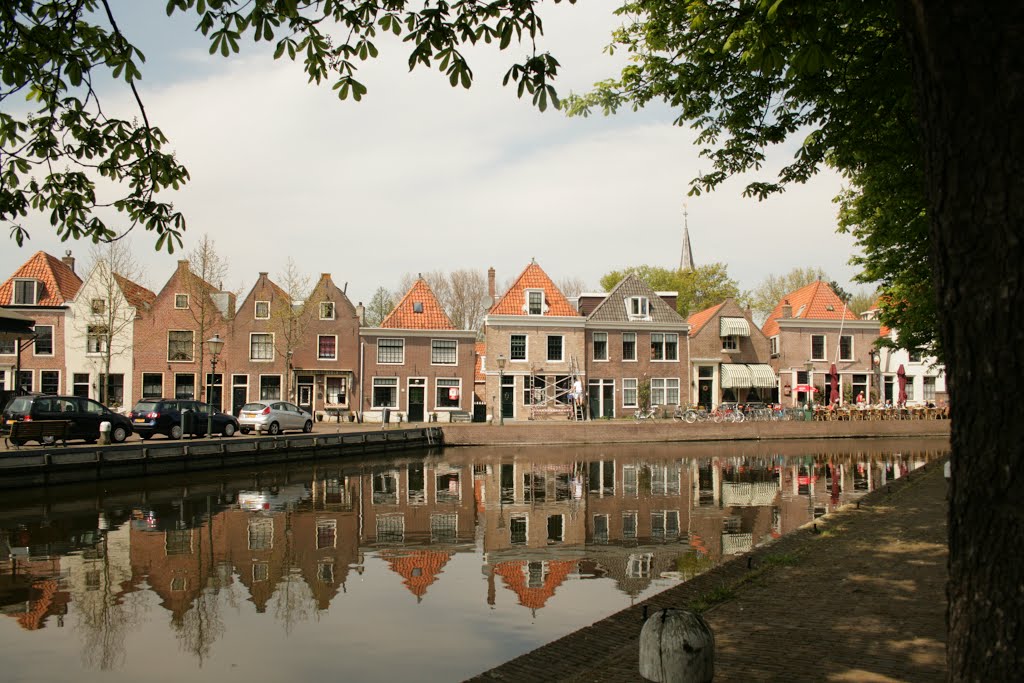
[793,384,817,393]
[897,364,907,406]
[829,363,840,404]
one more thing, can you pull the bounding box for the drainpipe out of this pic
[359,340,365,422]
[686,329,692,405]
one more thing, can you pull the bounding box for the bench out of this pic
[449,411,472,423]
[4,420,71,449]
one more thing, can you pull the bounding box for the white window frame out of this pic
[325,376,347,405]
[174,293,189,309]
[722,335,738,352]
[0,338,15,355]
[167,330,195,362]
[174,372,196,399]
[811,334,827,361]
[622,332,637,361]
[839,334,854,361]
[770,335,779,356]
[435,377,462,410]
[87,324,108,355]
[255,300,270,319]
[626,296,651,320]
[13,279,39,305]
[430,339,458,365]
[33,325,54,356]
[39,369,60,395]
[546,335,564,362]
[650,333,679,362]
[651,378,681,405]
[91,298,106,315]
[372,376,399,409]
[377,338,405,364]
[73,372,90,397]
[593,332,608,361]
[259,374,282,401]
[509,334,527,362]
[250,332,275,361]
[142,372,164,399]
[525,289,545,315]
[320,301,335,320]
[317,334,338,360]
[623,378,638,408]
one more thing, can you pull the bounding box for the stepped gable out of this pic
[493,559,575,611]
[380,278,455,329]
[0,251,82,305]
[380,549,453,600]
[686,301,727,335]
[112,273,156,311]
[586,274,684,323]
[489,261,579,317]
[762,280,858,337]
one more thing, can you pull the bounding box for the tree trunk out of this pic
[899,2,1024,680]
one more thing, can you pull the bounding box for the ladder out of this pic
[569,355,585,421]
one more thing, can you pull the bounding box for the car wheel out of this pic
[268,421,280,436]
[170,425,183,440]
[223,422,236,437]
[240,427,251,435]
[112,425,128,443]
[303,420,313,433]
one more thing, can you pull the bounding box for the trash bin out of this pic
[181,409,194,437]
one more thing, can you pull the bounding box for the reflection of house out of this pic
[686,298,774,408]
[359,277,476,423]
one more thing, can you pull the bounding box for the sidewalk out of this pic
[471,460,948,683]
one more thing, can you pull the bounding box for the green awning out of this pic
[720,317,751,337]
[747,364,777,389]
[720,364,751,388]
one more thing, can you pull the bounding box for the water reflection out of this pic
[0,439,946,681]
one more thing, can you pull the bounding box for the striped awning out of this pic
[747,364,777,389]
[720,364,751,388]
[720,317,751,337]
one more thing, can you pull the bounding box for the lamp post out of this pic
[206,334,224,437]
[497,353,506,427]
[868,348,879,403]
[804,360,815,408]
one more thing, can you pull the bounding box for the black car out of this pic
[2,394,134,445]
[128,398,239,439]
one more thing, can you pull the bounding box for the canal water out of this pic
[0,438,947,682]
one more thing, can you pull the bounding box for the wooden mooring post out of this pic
[639,608,715,682]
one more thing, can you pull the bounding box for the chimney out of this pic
[355,302,365,325]
[488,267,495,299]
[177,259,189,272]
[61,250,75,274]
[781,299,792,319]
[259,271,268,279]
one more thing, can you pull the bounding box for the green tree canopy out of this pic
[600,263,739,317]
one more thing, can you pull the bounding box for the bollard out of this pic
[99,420,111,445]
[639,608,714,683]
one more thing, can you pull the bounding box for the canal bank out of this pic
[469,455,949,682]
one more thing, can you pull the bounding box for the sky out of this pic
[1,0,865,308]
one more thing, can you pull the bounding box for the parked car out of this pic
[128,398,239,439]
[238,401,313,435]
[2,394,134,445]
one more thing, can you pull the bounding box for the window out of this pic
[593,514,609,543]
[526,290,544,315]
[98,373,124,405]
[142,373,163,399]
[627,553,654,578]
[923,376,936,401]
[623,512,637,539]
[623,378,638,408]
[91,298,106,315]
[436,378,460,409]
[622,332,636,361]
[510,516,527,544]
[650,333,678,361]
[318,335,337,360]
[174,373,195,399]
[376,515,405,542]
[547,335,563,362]
[73,373,90,398]
[34,325,53,355]
[626,296,650,320]
[651,378,680,405]
[259,375,281,400]
[320,301,335,320]
[811,334,826,360]
[593,332,608,361]
[40,370,59,394]
[316,519,337,549]
[167,330,194,361]
[377,338,404,364]
[0,338,14,354]
[87,325,108,354]
[722,335,738,351]
[255,300,270,319]
[250,333,274,361]
[174,293,189,309]
[372,377,398,408]
[248,518,274,551]
[326,376,346,404]
[510,334,526,361]
[852,374,868,403]
[909,349,925,363]
[17,370,32,392]
[13,279,38,305]
[839,335,854,361]
[431,339,457,365]
[318,562,335,584]
[905,381,915,401]
[770,336,779,356]
[252,563,269,582]
[165,529,192,556]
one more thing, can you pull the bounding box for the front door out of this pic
[698,378,714,410]
[297,375,314,415]
[232,386,247,416]
[501,377,515,419]
[588,379,615,418]
[408,381,425,422]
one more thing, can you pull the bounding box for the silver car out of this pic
[238,401,313,435]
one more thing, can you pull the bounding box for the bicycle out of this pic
[634,405,659,421]
[677,405,710,423]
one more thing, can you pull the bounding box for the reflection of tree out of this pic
[173,504,225,666]
[273,511,316,635]
[77,531,143,670]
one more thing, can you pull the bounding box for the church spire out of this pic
[679,200,694,271]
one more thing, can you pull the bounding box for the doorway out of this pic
[297,375,314,413]
[588,379,615,418]
[501,376,515,420]
[408,378,425,422]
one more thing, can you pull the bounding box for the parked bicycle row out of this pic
[634,402,804,423]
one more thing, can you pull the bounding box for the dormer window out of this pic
[526,290,544,315]
[13,279,38,305]
[626,296,650,320]
[91,298,106,315]
[413,302,424,314]
[175,293,189,309]
[255,301,270,319]
[320,301,335,320]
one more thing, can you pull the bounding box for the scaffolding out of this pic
[526,356,585,420]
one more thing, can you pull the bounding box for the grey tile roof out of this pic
[587,275,687,324]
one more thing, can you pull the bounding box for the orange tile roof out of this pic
[494,559,575,611]
[762,280,859,336]
[380,278,455,329]
[686,301,726,336]
[381,549,453,600]
[489,262,579,317]
[0,251,82,306]
[113,273,156,311]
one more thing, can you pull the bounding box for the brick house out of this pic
[577,275,690,417]
[686,297,775,408]
[482,261,585,422]
[131,260,234,407]
[762,281,881,406]
[0,251,82,395]
[360,277,476,423]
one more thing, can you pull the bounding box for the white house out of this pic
[861,307,947,406]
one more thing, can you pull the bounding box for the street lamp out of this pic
[206,334,224,437]
[804,360,815,408]
[497,353,506,427]
[868,348,879,402]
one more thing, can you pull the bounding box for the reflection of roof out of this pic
[12,579,67,631]
[0,251,82,306]
[381,278,455,330]
[489,262,578,317]
[380,549,453,600]
[762,281,858,336]
[493,559,575,610]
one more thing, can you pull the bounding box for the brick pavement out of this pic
[470,459,948,683]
